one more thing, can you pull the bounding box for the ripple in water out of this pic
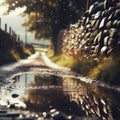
[1,72,120,120]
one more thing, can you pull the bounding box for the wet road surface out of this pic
[0,52,120,120]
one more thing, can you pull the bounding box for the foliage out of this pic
[0,46,34,65]
[0,29,34,65]
[0,48,16,65]
[1,0,95,54]
[96,58,120,86]
[72,60,92,75]
[48,47,120,86]
[48,49,93,75]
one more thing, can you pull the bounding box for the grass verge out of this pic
[47,49,120,86]
[0,45,34,65]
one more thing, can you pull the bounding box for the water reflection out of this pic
[5,72,120,119]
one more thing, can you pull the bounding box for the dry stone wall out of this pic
[61,0,120,59]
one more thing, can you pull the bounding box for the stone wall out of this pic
[61,0,120,59]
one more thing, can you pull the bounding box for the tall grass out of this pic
[47,48,120,86]
[0,45,34,65]
[96,58,120,85]
[47,49,94,75]
[0,48,16,65]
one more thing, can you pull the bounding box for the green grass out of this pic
[96,58,120,85]
[0,48,16,65]
[47,49,120,86]
[34,46,48,52]
[47,49,93,75]
[0,45,34,65]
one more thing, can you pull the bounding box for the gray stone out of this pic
[100,46,107,55]
[91,46,95,50]
[94,20,100,29]
[104,0,114,9]
[114,9,120,18]
[94,34,99,45]
[87,28,92,32]
[109,28,118,38]
[93,30,100,36]
[86,24,91,29]
[89,4,95,14]
[99,17,108,29]
[108,7,115,13]
[90,20,97,27]
[107,38,113,46]
[94,11,102,19]
[108,12,115,20]
[117,21,120,27]
[94,45,100,54]
[84,32,91,39]
[89,2,103,15]
[106,21,112,28]
[107,48,113,56]
[86,17,90,24]
[102,10,109,17]
[103,30,109,36]
[61,0,120,58]
[104,36,110,46]
[116,2,120,9]
[112,20,118,27]
[98,31,103,44]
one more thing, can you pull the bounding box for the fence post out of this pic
[9,27,12,35]
[14,33,17,40]
[5,23,7,32]
[18,35,20,41]
[12,30,14,36]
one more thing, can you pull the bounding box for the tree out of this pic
[1,0,93,54]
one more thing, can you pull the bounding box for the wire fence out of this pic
[0,17,22,43]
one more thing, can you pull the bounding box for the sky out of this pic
[0,0,46,44]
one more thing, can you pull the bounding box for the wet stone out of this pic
[109,28,118,38]
[106,21,112,28]
[104,0,114,9]
[114,9,120,18]
[94,11,102,19]
[108,12,114,20]
[12,94,19,98]
[99,17,108,29]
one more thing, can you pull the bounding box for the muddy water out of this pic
[1,72,120,120]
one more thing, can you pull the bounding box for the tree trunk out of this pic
[51,23,61,55]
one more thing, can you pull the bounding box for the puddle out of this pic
[1,72,120,119]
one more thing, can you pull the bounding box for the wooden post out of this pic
[5,23,7,32]
[14,33,17,41]
[13,32,16,40]
[12,30,14,37]
[12,30,13,35]
[9,27,12,35]
[18,35,20,41]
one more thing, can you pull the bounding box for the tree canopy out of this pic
[1,0,97,54]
